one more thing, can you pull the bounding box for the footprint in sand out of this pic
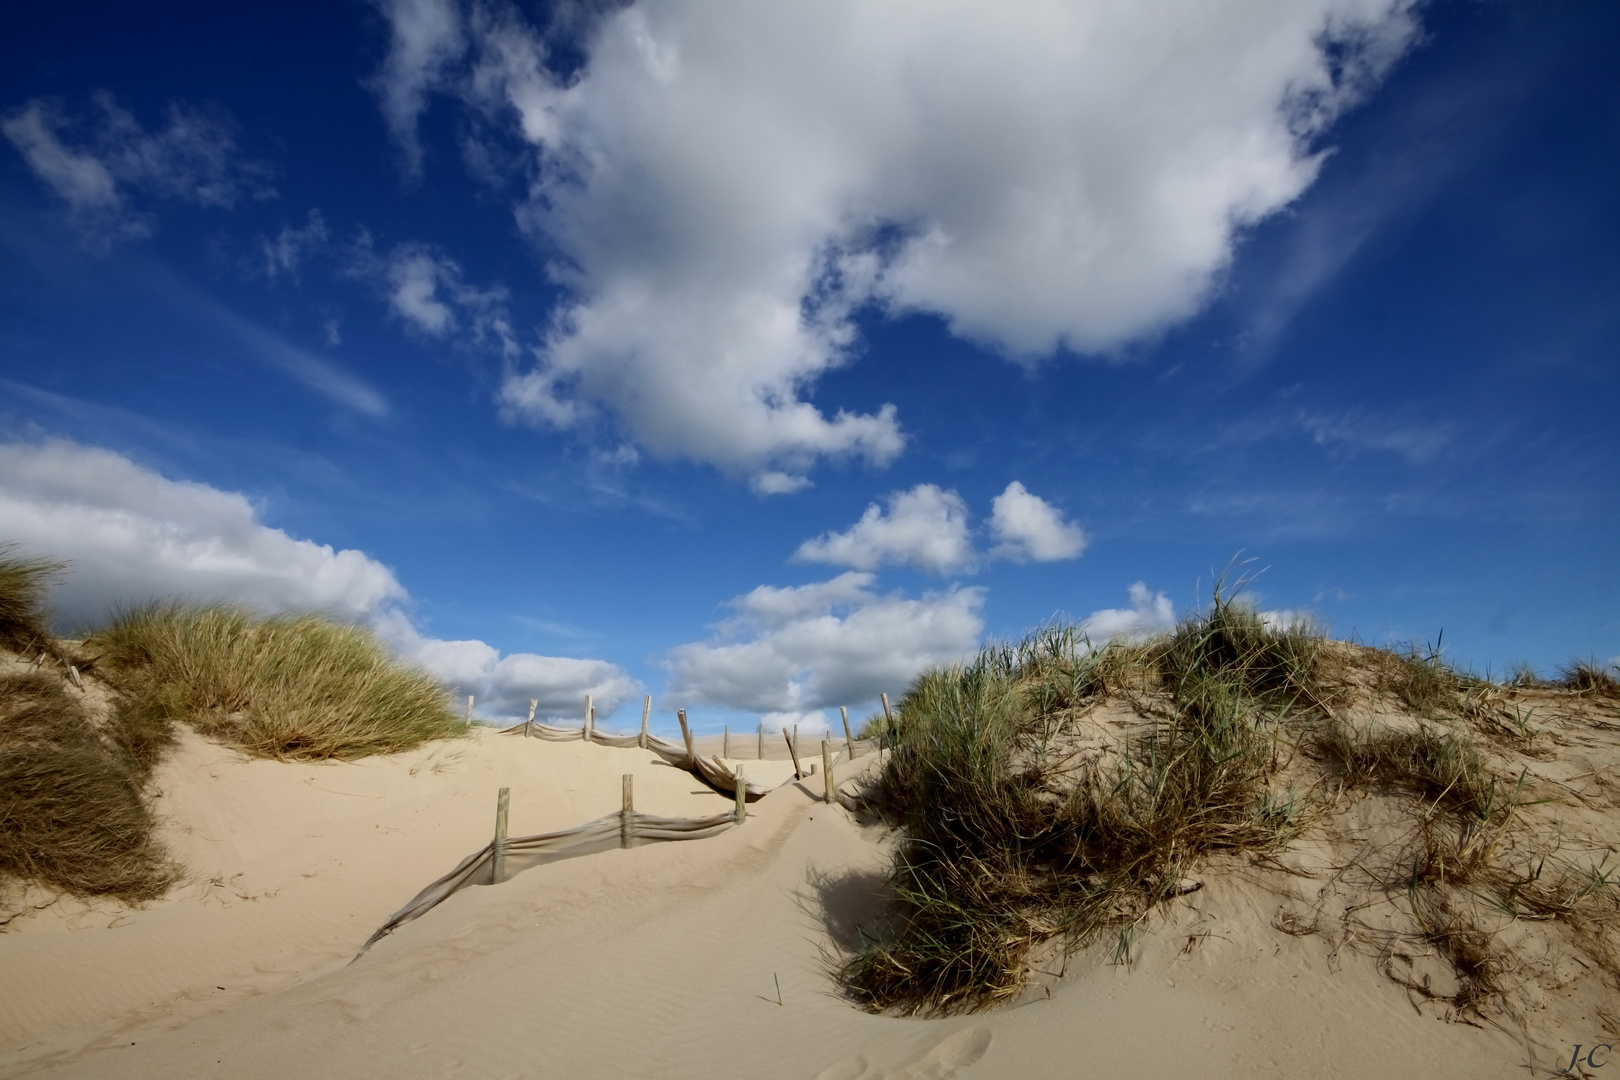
[814,1027,992,1080]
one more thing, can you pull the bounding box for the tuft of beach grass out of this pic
[90,603,466,762]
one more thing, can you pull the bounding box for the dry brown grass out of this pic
[2,559,468,907]
[843,590,1326,1013]
[0,672,176,902]
[842,596,1620,1023]
[91,603,466,761]
[1557,659,1620,697]
[0,544,65,655]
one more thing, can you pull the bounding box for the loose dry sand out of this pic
[0,721,1597,1079]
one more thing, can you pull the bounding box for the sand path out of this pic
[3,730,1550,1078]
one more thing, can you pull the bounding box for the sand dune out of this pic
[0,725,794,1072]
[1,722,1565,1079]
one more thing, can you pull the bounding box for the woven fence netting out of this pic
[356,808,738,957]
[499,720,879,799]
[356,725,882,958]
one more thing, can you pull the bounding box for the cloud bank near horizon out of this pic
[365,0,1420,488]
[0,439,636,720]
[664,571,985,727]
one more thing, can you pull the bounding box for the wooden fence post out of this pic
[524,699,537,737]
[734,765,747,825]
[678,709,694,762]
[723,725,730,758]
[822,738,835,803]
[585,694,595,742]
[841,706,854,758]
[783,728,804,780]
[621,773,634,849]
[757,723,764,759]
[881,692,894,752]
[639,695,651,749]
[492,786,509,884]
[465,695,475,724]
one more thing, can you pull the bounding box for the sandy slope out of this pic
[2,727,1560,1079]
[0,725,797,1072]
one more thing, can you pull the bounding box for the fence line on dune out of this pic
[498,693,885,799]
[356,695,893,959]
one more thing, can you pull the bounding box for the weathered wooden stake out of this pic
[466,695,475,724]
[840,706,854,759]
[639,695,651,749]
[723,725,730,758]
[734,764,747,824]
[585,694,595,741]
[881,692,894,752]
[621,773,634,849]
[524,698,537,737]
[783,728,804,780]
[822,738,835,803]
[678,709,694,762]
[757,723,764,759]
[492,786,510,884]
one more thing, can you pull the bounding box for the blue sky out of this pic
[2,0,1617,734]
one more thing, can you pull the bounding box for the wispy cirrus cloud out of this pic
[261,210,330,282]
[142,266,390,418]
[1219,405,1456,465]
[1,92,271,243]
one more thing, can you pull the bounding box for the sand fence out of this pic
[356,695,886,957]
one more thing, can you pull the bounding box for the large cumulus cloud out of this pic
[368,0,1420,487]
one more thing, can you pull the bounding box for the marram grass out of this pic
[839,586,1619,1017]
[0,544,66,654]
[91,603,467,761]
[0,672,177,901]
[843,591,1320,1013]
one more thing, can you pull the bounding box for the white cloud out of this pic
[147,268,389,417]
[366,0,1418,487]
[372,610,637,720]
[0,440,404,628]
[1258,608,1314,633]
[758,710,829,737]
[989,481,1086,563]
[1079,582,1176,642]
[794,481,1083,573]
[366,0,466,176]
[0,103,118,211]
[350,237,519,357]
[665,571,983,714]
[1,93,267,241]
[387,248,457,333]
[0,439,635,721]
[1296,409,1454,464]
[794,484,974,573]
[262,210,330,281]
